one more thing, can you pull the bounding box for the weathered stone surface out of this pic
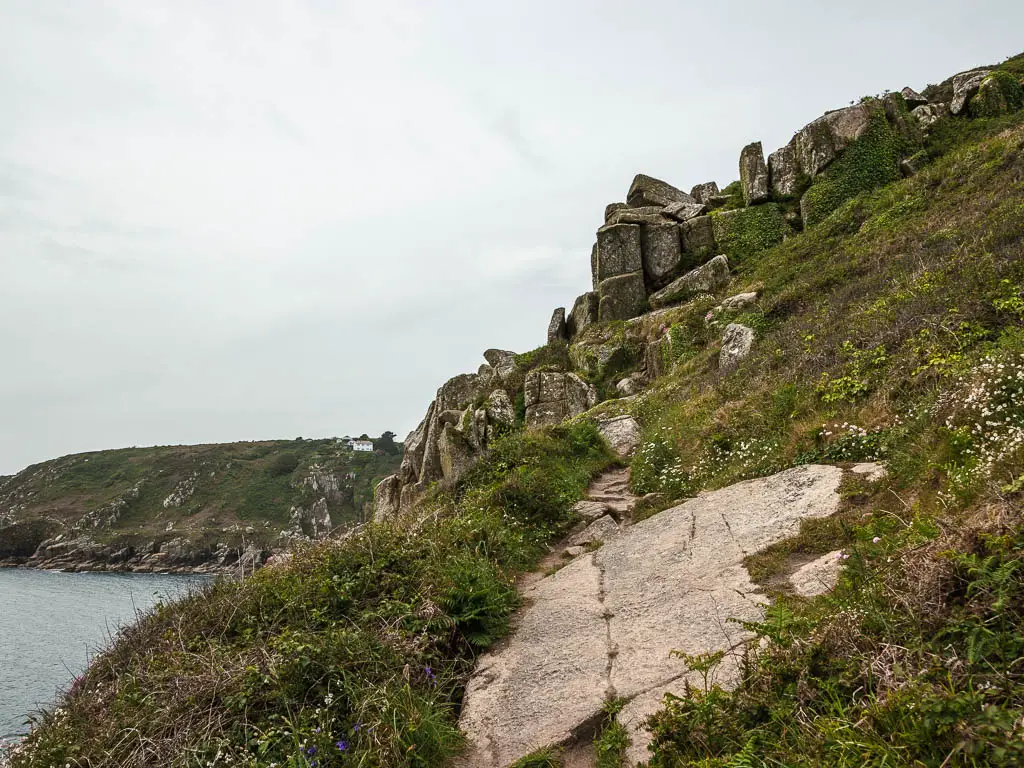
[662,201,707,222]
[569,337,634,380]
[398,403,433,484]
[912,102,948,130]
[419,408,444,484]
[900,86,928,109]
[790,550,843,598]
[794,102,873,178]
[567,515,619,547]
[573,500,611,521]
[436,373,480,412]
[590,241,598,289]
[438,424,475,483]
[689,181,720,204]
[768,141,805,200]
[721,291,758,310]
[719,323,755,372]
[524,371,597,428]
[615,375,642,397]
[950,68,990,115]
[597,415,642,457]
[739,141,770,205]
[547,307,567,344]
[595,224,642,282]
[851,462,888,482]
[458,465,847,766]
[566,292,599,338]
[373,475,401,522]
[484,389,515,433]
[604,202,627,222]
[626,174,695,208]
[598,272,647,322]
[483,349,518,382]
[606,206,672,226]
[649,254,730,309]
[679,215,717,262]
[640,222,683,289]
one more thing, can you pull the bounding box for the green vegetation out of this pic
[971,71,1024,118]
[8,422,612,768]
[800,103,906,227]
[0,438,402,558]
[10,56,1024,768]
[710,204,788,262]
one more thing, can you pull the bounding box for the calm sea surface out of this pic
[0,569,210,744]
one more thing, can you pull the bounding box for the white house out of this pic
[351,439,374,452]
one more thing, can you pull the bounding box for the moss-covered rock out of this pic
[710,205,788,262]
[969,71,1024,118]
[799,105,903,228]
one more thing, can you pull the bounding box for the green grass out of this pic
[0,438,402,560]
[8,422,612,768]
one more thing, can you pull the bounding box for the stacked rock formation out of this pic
[376,62,1024,522]
[374,350,598,520]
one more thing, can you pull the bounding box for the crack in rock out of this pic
[456,464,859,768]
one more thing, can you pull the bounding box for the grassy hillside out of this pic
[0,438,401,562]
[6,57,1024,768]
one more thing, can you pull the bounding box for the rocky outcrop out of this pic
[598,272,647,322]
[595,224,642,282]
[950,68,991,115]
[547,307,567,344]
[597,415,642,457]
[626,174,695,208]
[689,181,720,204]
[639,223,683,289]
[719,323,755,372]
[566,292,599,337]
[373,475,401,522]
[679,215,716,263]
[793,102,873,179]
[649,254,730,309]
[739,141,769,205]
[912,102,948,130]
[767,142,803,200]
[457,465,856,766]
[524,371,597,427]
[900,86,928,109]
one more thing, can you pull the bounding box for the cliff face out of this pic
[0,438,401,572]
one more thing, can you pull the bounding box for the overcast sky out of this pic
[2,1,1022,474]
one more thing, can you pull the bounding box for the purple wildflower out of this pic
[306,745,317,756]
[336,740,349,752]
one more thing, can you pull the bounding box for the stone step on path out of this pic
[456,464,882,767]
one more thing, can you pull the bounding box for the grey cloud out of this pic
[2,0,1023,473]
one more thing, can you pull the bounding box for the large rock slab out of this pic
[679,215,717,263]
[598,271,647,322]
[567,292,599,338]
[794,102,873,178]
[524,371,597,428]
[719,323,755,372]
[689,181,720,204]
[595,224,642,282]
[639,223,683,289]
[648,254,730,309]
[547,307,567,344]
[598,415,642,457]
[739,141,770,205]
[373,474,401,521]
[950,68,990,115]
[457,465,847,766]
[768,141,804,200]
[627,174,695,208]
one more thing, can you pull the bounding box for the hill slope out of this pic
[5,53,1024,768]
[0,438,401,572]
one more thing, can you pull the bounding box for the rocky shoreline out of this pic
[0,535,277,575]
